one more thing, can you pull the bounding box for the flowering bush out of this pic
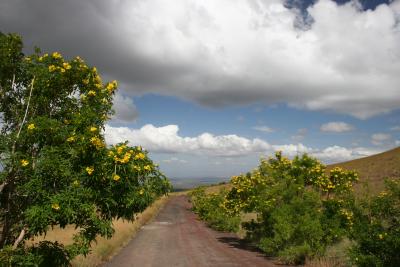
[0,33,170,266]
[190,187,240,232]
[224,152,358,264]
[349,179,400,267]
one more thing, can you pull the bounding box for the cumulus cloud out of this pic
[371,133,392,145]
[1,0,400,118]
[320,121,354,133]
[253,126,275,133]
[105,124,380,162]
[105,124,271,157]
[111,93,139,122]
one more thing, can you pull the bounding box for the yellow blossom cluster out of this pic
[90,136,104,149]
[20,159,29,167]
[340,208,354,226]
[86,166,94,175]
[66,136,76,142]
[51,203,60,210]
[106,80,118,94]
[52,52,62,59]
[144,165,152,171]
[27,123,35,130]
[87,90,96,97]
[113,174,121,181]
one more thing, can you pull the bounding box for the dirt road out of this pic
[103,195,280,267]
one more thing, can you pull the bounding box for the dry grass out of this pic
[305,257,346,267]
[204,183,232,194]
[329,146,400,194]
[30,195,170,267]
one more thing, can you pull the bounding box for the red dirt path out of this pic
[103,195,283,267]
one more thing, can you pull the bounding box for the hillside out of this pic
[329,146,400,193]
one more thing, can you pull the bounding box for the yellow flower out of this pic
[66,136,76,142]
[106,80,117,93]
[72,180,80,187]
[139,189,144,195]
[80,94,87,101]
[48,65,57,72]
[378,234,384,240]
[92,67,97,73]
[27,123,35,130]
[113,174,121,181]
[134,153,145,160]
[60,68,66,73]
[106,83,114,92]
[51,203,60,210]
[52,52,62,59]
[133,165,141,172]
[82,79,89,85]
[21,159,29,167]
[63,62,71,70]
[24,57,31,61]
[144,165,152,171]
[117,146,124,155]
[90,126,97,132]
[87,90,96,97]
[86,166,94,175]
[90,137,104,149]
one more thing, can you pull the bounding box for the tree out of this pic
[0,33,170,266]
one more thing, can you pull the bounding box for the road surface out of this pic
[103,195,282,267]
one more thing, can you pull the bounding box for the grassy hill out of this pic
[329,146,400,193]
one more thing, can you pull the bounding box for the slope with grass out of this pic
[329,146,400,193]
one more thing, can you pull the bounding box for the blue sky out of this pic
[1,0,399,178]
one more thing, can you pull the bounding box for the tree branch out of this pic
[16,77,35,139]
[12,228,26,249]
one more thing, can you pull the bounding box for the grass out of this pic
[30,195,171,267]
[329,146,400,194]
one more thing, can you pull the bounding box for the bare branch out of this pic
[12,228,26,249]
[16,77,35,139]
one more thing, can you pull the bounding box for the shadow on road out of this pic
[217,236,268,256]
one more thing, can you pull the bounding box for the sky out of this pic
[1,0,399,178]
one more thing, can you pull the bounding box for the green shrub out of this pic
[349,179,400,267]
[190,187,240,232]
[225,152,357,264]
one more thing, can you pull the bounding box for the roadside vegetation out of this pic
[0,33,171,266]
[190,151,400,266]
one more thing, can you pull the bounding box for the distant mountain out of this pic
[170,177,230,191]
[329,146,400,193]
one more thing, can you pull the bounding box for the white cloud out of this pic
[320,121,354,133]
[105,124,271,157]
[162,157,188,164]
[291,128,308,141]
[111,93,138,122]
[313,146,379,162]
[272,143,313,157]
[371,133,392,145]
[390,126,400,131]
[2,0,400,118]
[253,126,275,133]
[105,124,381,163]
[396,140,400,146]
